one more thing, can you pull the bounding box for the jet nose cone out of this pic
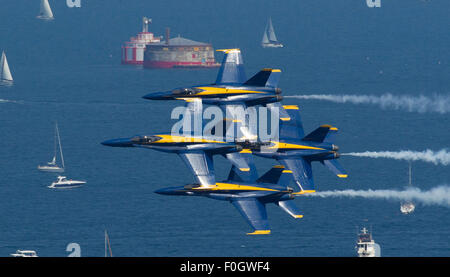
[142,91,171,100]
[155,187,178,195]
[101,138,134,147]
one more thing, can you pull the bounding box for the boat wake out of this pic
[0,98,20,104]
[342,149,450,166]
[286,93,450,114]
[305,186,450,207]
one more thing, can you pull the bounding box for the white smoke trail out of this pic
[286,93,450,114]
[343,149,450,166]
[306,186,450,207]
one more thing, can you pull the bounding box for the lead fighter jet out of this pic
[143,49,283,107]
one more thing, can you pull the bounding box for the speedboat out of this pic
[10,250,38,257]
[48,176,86,189]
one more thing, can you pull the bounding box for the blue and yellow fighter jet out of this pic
[155,163,305,235]
[251,104,348,193]
[101,100,256,188]
[142,49,283,108]
[102,132,257,188]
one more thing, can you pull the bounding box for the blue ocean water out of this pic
[0,0,449,257]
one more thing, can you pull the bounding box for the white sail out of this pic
[0,51,13,81]
[38,0,54,19]
[261,28,269,44]
[267,17,278,42]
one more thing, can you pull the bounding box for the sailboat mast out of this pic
[104,230,107,257]
[408,162,412,186]
[105,230,113,257]
[56,122,65,169]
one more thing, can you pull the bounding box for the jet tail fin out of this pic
[256,165,293,186]
[322,159,348,178]
[302,125,338,143]
[256,165,284,184]
[276,201,303,219]
[225,150,258,183]
[243,68,281,88]
[215,49,246,85]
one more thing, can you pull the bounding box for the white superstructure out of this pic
[356,227,381,257]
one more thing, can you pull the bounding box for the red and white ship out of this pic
[121,17,162,65]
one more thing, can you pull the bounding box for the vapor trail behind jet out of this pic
[286,93,450,114]
[305,186,450,207]
[342,149,450,166]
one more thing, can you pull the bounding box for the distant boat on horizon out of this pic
[37,0,54,20]
[261,17,283,48]
[0,51,13,82]
[38,122,65,173]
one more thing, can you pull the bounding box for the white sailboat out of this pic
[400,162,415,214]
[37,0,54,20]
[38,123,65,173]
[262,17,283,48]
[0,51,13,82]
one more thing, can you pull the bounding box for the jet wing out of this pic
[231,198,271,234]
[178,152,215,188]
[278,158,315,192]
[215,49,247,85]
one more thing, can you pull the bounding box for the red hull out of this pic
[121,60,144,65]
[143,60,220,69]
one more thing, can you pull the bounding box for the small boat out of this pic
[104,230,113,257]
[10,250,38,257]
[0,51,13,82]
[400,162,415,214]
[261,17,283,48]
[38,123,65,173]
[355,227,381,257]
[48,176,86,189]
[37,0,54,20]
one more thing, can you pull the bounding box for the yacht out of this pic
[38,123,65,173]
[49,176,86,189]
[356,227,381,257]
[400,162,415,214]
[10,250,38,257]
